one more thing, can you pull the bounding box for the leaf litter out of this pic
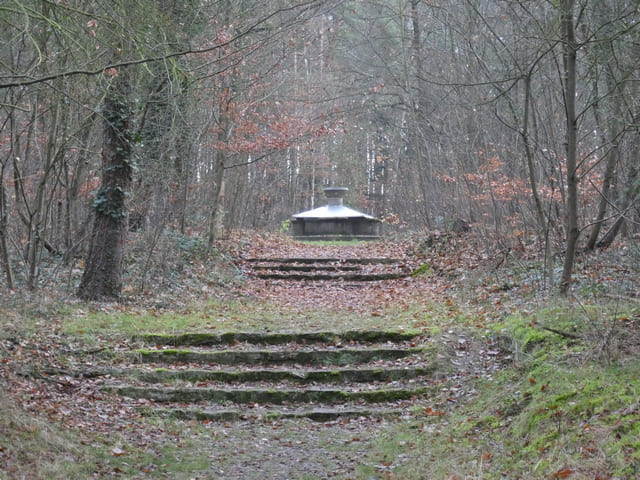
[3,230,638,478]
[0,232,506,478]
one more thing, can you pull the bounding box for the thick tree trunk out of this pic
[559,0,579,295]
[77,74,133,301]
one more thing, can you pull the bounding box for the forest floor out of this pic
[1,229,639,479]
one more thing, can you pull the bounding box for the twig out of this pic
[541,326,581,340]
[602,294,640,305]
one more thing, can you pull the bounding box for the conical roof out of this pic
[291,187,377,220]
[292,204,377,219]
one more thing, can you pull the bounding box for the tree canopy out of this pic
[1,0,639,298]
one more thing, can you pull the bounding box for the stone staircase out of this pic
[102,330,439,421]
[240,257,410,282]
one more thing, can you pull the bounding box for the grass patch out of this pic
[0,387,212,479]
[0,390,96,479]
[91,418,211,479]
[358,366,640,478]
[62,298,286,339]
[356,302,640,479]
[0,293,78,340]
[61,296,445,340]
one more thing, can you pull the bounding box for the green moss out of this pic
[472,415,502,430]
[497,315,550,352]
[411,263,432,278]
[137,348,189,355]
[64,295,447,339]
[360,342,640,479]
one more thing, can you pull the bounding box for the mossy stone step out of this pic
[137,330,421,347]
[243,257,410,281]
[242,257,404,264]
[110,384,433,404]
[251,265,361,272]
[107,328,435,421]
[255,272,407,281]
[129,347,424,366]
[152,405,414,422]
[119,365,437,384]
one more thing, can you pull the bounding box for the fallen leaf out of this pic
[552,468,575,479]
[111,447,126,457]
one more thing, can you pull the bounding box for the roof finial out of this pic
[324,187,348,207]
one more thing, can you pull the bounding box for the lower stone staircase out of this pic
[101,330,438,421]
[240,257,410,281]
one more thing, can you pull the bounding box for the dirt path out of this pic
[117,237,500,479]
[201,417,391,479]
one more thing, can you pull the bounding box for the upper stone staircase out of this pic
[239,257,411,282]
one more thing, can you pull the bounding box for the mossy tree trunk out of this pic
[77,72,133,301]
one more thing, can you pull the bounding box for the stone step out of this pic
[110,365,437,384]
[255,272,408,281]
[102,329,437,421]
[128,347,425,366]
[241,257,410,282]
[108,384,433,404]
[251,264,362,272]
[137,330,421,347]
[241,257,404,265]
[151,404,418,422]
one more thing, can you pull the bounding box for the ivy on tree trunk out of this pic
[77,73,133,301]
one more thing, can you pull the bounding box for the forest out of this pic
[1,1,639,479]
[0,0,637,298]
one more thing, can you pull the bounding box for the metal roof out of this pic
[292,204,377,220]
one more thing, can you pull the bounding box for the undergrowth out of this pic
[359,303,640,479]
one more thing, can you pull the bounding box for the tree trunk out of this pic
[596,165,639,248]
[64,113,96,263]
[586,133,618,250]
[77,73,133,301]
[411,1,428,224]
[586,39,621,251]
[25,91,65,290]
[522,74,547,231]
[559,0,579,295]
[207,149,226,246]
[0,168,14,290]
